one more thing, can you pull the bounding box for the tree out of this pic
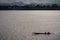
[52,4,58,8]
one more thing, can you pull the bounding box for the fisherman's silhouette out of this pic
[47,32,51,35]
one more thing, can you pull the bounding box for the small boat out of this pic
[33,32,51,35]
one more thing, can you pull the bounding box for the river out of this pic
[0,10,60,40]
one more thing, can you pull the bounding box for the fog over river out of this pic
[0,11,60,40]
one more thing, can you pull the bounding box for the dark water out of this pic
[0,11,60,40]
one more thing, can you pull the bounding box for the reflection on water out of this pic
[0,11,60,40]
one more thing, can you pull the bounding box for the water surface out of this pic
[0,11,60,40]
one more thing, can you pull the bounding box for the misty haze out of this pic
[0,0,60,3]
[0,11,60,40]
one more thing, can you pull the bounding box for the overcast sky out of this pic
[0,0,60,3]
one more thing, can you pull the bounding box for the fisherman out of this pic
[45,32,46,34]
[47,32,51,35]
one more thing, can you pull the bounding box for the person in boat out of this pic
[45,32,46,34]
[47,32,51,34]
[45,32,50,34]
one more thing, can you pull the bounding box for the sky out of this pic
[0,0,60,3]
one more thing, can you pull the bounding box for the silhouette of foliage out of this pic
[0,2,60,10]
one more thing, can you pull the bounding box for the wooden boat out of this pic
[33,32,51,35]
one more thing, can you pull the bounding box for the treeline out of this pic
[0,4,60,10]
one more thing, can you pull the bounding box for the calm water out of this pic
[0,11,60,40]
